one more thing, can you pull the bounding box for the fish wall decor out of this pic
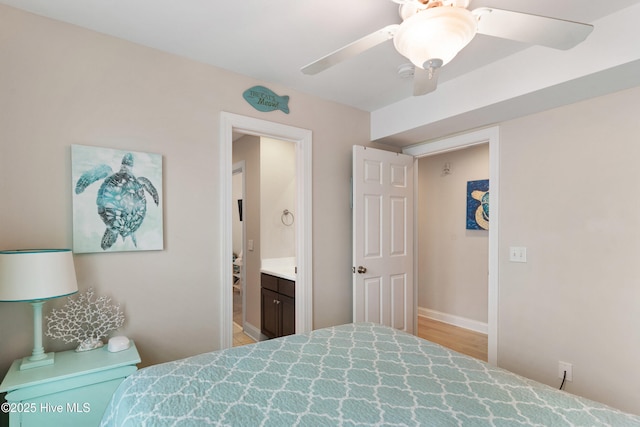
[243,86,290,114]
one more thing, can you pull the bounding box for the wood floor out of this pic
[233,288,256,347]
[234,314,487,362]
[233,322,256,347]
[417,316,488,362]
[233,277,486,357]
[234,286,487,358]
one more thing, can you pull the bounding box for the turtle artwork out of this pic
[466,179,489,230]
[75,151,160,251]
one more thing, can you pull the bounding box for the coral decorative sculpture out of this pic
[45,288,125,352]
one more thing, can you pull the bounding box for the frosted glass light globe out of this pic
[394,6,477,69]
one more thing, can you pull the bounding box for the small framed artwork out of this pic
[71,145,164,253]
[466,179,489,230]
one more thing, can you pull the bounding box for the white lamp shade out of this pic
[0,249,78,302]
[394,6,477,68]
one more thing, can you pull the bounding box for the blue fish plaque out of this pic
[243,86,290,114]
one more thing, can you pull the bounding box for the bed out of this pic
[101,323,640,426]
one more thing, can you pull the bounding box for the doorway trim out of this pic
[220,112,313,349]
[404,126,499,365]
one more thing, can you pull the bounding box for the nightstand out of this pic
[0,341,140,427]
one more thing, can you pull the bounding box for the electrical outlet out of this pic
[558,361,573,382]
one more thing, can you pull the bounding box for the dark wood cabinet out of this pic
[261,273,295,339]
[261,287,280,338]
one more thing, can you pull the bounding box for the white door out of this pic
[353,145,414,333]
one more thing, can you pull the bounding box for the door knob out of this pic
[357,266,367,274]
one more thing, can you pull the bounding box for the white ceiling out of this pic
[3,0,640,145]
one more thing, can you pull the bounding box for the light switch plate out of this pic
[509,246,527,262]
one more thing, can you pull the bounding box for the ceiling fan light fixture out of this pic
[393,6,477,69]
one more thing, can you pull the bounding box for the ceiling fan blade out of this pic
[301,25,399,75]
[413,65,439,96]
[473,7,594,50]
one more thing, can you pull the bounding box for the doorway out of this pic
[232,136,297,346]
[404,126,499,365]
[219,112,313,350]
[231,161,250,346]
[416,144,489,360]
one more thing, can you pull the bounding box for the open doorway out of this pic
[404,126,499,365]
[220,112,313,350]
[231,161,252,346]
[231,136,297,346]
[416,144,489,360]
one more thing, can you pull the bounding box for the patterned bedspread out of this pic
[101,323,640,426]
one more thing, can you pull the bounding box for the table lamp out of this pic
[0,249,78,370]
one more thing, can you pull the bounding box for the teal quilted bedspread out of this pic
[101,323,640,426]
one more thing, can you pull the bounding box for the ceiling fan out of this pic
[301,0,594,95]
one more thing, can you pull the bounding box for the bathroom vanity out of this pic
[260,258,296,339]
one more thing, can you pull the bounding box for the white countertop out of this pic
[261,257,296,281]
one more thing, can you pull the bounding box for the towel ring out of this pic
[281,209,294,226]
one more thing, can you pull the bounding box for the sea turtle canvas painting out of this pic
[72,145,163,253]
[466,179,489,230]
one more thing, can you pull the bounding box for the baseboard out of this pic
[418,307,488,335]
[241,321,266,342]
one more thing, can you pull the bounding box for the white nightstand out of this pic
[0,341,140,427]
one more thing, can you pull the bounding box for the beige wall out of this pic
[418,145,489,324]
[498,85,640,414]
[260,137,296,260]
[0,5,375,372]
